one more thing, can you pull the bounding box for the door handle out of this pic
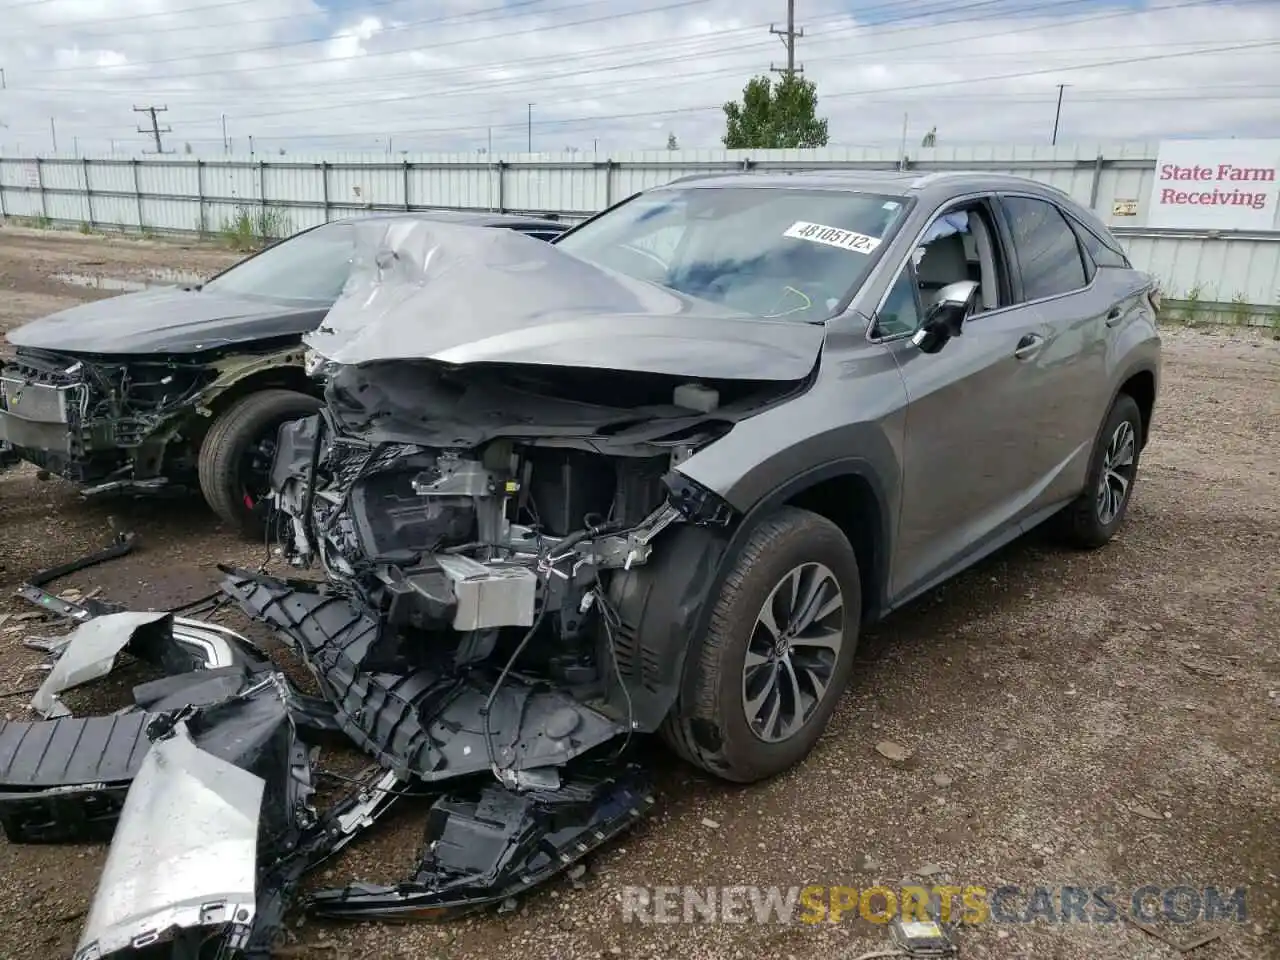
[1105,306,1123,327]
[1014,333,1044,359]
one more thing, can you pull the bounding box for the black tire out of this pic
[197,389,322,539]
[661,506,861,783]
[1055,392,1144,549]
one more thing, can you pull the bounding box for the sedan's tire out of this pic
[197,389,322,540]
[1056,392,1143,549]
[661,506,861,783]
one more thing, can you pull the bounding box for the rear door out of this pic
[993,193,1111,509]
[880,197,1056,602]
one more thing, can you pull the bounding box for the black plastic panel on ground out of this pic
[0,713,153,843]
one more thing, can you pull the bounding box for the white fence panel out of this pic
[2,144,1278,308]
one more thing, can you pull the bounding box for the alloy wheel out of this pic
[1096,419,1136,526]
[741,562,845,743]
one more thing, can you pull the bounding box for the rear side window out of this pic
[1001,196,1089,301]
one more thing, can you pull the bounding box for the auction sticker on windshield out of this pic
[783,221,882,254]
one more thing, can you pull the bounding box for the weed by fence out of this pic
[218,205,293,252]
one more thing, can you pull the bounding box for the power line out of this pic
[6,0,1244,97]
[1,0,1263,143]
[64,0,1179,119]
[202,40,1280,134]
[313,38,1280,139]
[21,0,713,76]
[150,37,1280,145]
[15,0,630,70]
[3,0,553,40]
[166,0,1266,127]
[134,104,173,154]
[7,15,1268,146]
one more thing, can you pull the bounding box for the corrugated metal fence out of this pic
[1,143,1278,311]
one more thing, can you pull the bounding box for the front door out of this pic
[878,200,1055,603]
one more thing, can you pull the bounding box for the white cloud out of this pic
[0,0,1277,155]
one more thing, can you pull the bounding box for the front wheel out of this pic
[661,506,861,783]
[1055,392,1144,549]
[197,389,322,539]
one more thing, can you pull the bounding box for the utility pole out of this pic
[50,117,57,153]
[1,68,6,90]
[1051,84,1068,146]
[527,103,533,152]
[769,0,804,77]
[221,113,228,154]
[134,104,172,154]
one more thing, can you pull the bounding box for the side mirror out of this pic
[911,280,979,354]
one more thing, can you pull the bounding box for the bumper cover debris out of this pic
[3,544,658,958]
[220,569,629,781]
[308,761,654,920]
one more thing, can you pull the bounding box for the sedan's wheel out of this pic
[1056,392,1143,549]
[742,562,845,742]
[197,389,322,540]
[661,506,861,783]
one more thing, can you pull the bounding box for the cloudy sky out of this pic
[0,0,1277,155]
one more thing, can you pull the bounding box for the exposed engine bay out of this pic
[0,343,305,490]
[261,359,798,758]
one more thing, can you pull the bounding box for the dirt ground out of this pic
[0,224,1276,960]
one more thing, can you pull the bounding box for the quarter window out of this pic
[1070,219,1130,269]
[1002,196,1089,301]
[876,265,922,338]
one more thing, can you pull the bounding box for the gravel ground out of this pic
[0,224,1276,960]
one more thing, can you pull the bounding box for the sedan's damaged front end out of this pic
[0,342,304,491]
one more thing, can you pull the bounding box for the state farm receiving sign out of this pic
[1147,140,1280,231]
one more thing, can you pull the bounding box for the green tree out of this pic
[722,74,829,149]
[666,132,679,150]
[921,126,937,147]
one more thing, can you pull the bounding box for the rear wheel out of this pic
[197,389,321,539]
[661,506,861,783]
[1056,392,1143,548]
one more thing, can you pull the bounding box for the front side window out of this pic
[555,186,909,322]
[1001,196,1089,301]
[203,221,360,302]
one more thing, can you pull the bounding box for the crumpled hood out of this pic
[304,220,824,381]
[6,286,326,355]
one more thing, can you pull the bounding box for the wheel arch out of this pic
[1116,366,1157,449]
[605,458,893,732]
[187,355,320,446]
[753,460,892,624]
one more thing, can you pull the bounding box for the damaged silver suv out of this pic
[235,171,1161,786]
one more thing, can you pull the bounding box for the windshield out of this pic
[202,221,360,302]
[554,186,907,321]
